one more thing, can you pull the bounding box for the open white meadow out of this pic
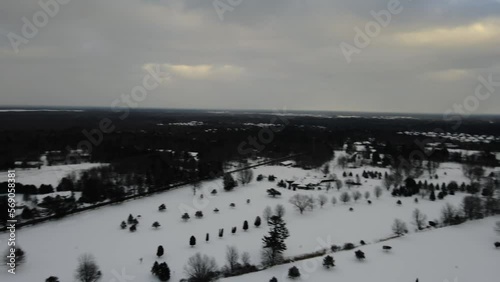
[0,163,103,187]
[223,216,500,282]
[0,158,498,281]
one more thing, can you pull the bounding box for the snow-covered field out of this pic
[0,163,104,187]
[223,216,500,282]
[2,157,497,282]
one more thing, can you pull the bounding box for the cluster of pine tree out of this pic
[151,261,170,281]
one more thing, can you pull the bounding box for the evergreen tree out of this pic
[267,188,282,197]
[262,216,290,266]
[355,250,365,260]
[254,216,262,227]
[156,245,164,258]
[156,262,171,281]
[232,226,237,234]
[429,190,436,201]
[269,277,278,282]
[120,221,127,229]
[190,235,196,247]
[127,214,134,224]
[243,220,249,231]
[206,233,210,242]
[45,277,60,282]
[21,207,34,219]
[151,261,159,275]
[152,221,161,229]
[323,255,335,269]
[57,177,75,192]
[288,266,300,279]
[223,173,237,191]
[39,184,55,194]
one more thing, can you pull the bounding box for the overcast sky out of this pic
[1,0,499,114]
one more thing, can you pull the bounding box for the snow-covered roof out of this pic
[291,177,322,186]
[280,160,296,166]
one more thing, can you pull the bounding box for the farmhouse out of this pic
[290,177,322,190]
[14,160,42,169]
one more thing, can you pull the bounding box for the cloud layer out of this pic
[0,0,499,114]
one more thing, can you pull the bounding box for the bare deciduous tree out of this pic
[322,164,330,175]
[318,194,328,208]
[374,186,383,198]
[74,254,101,282]
[337,155,348,169]
[339,192,351,204]
[462,196,483,220]
[364,191,370,200]
[405,160,424,178]
[263,206,272,222]
[345,179,353,189]
[225,246,239,272]
[352,191,362,202]
[325,181,331,192]
[427,160,440,176]
[275,204,286,218]
[392,171,404,187]
[441,202,457,225]
[412,208,427,230]
[237,167,253,185]
[192,181,201,196]
[331,196,337,205]
[184,253,218,282]
[289,194,315,214]
[335,179,343,190]
[261,248,282,267]
[462,164,485,185]
[383,176,394,190]
[392,219,408,236]
[419,188,427,199]
[241,251,251,266]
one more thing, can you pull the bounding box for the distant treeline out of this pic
[1,110,500,171]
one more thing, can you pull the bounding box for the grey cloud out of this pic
[0,0,499,114]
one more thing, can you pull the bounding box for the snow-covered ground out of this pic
[2,157,495,281]
[0,163,104,187]
[223,216,500,282]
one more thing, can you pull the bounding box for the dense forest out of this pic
[2,109,500,169]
